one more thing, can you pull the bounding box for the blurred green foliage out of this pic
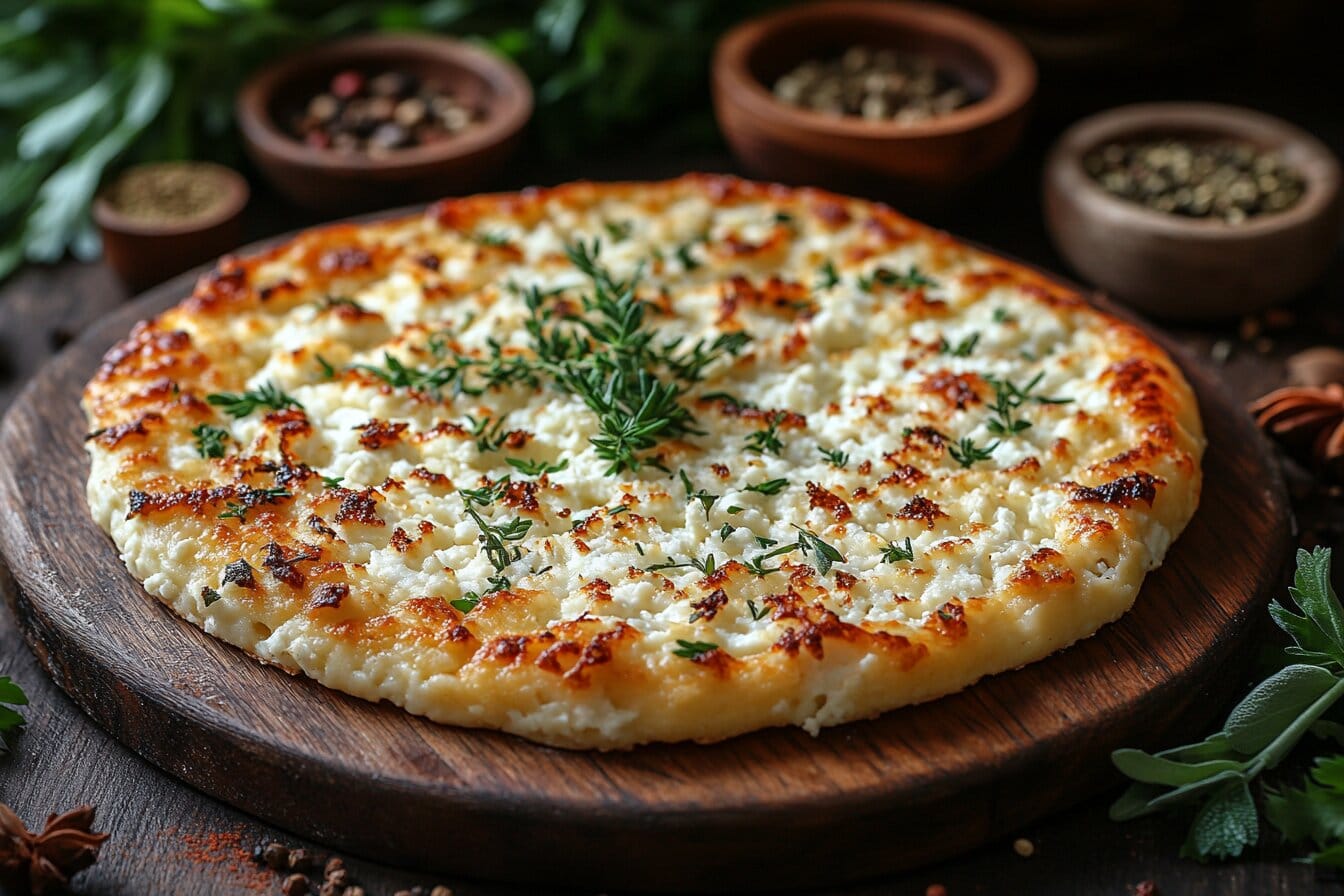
[0,0,783,279]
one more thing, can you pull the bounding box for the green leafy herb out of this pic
[718,523,736,539]
[191,423,229,459]
[939,332,980,358]
[857,265,937,293]
[744,412,786,456]
[1111,548,1344,862]
[218,487,291,522]
[460,476,511,508]
[474,230,511,247]
[321,475,343,489]
[461,495,532,574]
[450,593,482,613]
[814,260,840,291]
[206,382,301,418]
[674,235,705,270]
[817,446,849,468]
[744,478,789,496]
[881,537,915,563]
[792,525,845,576]
[647,554,718,576]
[747,600,770,621]
[948,436,998,468]
[0,676,28,751]
[992,307,1017,324]
[679,469,718,516]
[315,354,336,380]
[467,414,509,453]
[603,219,633,242]
[985,373,1072,437]
[673,639,719,659]
[202,586,222,607]
[506,457,569,477]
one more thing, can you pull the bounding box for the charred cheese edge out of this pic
[83,175,1204,749]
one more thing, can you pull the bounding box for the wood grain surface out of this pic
[0,245,1292,892]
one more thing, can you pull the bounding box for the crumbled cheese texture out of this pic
[84,176,1204,749]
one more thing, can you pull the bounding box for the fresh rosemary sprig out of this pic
[673,639,718,659]
[506,457,569,477]
[948,436,998,468]
[817,446,849,468]
[680,469,719,516]
[206,382,302,418]
[744,478,789,496]
[467,414,509,453]
[744,412,786,456]
[939,332,980,358]
[461,497,532,574]
[192,423,229,459]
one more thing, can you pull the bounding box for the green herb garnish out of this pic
[192,423,229,459]
[857,265,937,293]
[206,382,301,418]
[985,373,1072,437]
[744,478,789,496]
[817,446,849,468]
[939,332,980,358]
[506,457,569,476]
[881,537,915,563]
[948,437,998,468]
[815,260,840,290]
[1111,548,1344,861]
[744,412,786,456]
[0,676,28,751]
[673,639,719,659]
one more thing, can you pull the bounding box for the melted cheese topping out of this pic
[84,176,1204,748]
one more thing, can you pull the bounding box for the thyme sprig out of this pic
[192,424,229,459]
[985,372,1072,437]
[206,382,301,418]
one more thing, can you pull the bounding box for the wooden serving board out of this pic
[0,251,1290,893]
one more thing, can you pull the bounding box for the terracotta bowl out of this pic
[93,162,249,294]
[236,33,532,212]
[1044,102,1344,321]
[711,0,1037,197]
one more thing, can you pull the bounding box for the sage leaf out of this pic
[1111,749,1244,787]
[1225,664,1338,754]
[1181,779,1258,861]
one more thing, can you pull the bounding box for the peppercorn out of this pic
[323,856,345,879]
[288,69,479,156]
[262,842,290,871]
[287,848,316,872]
[430,886,454,896]
[281,873,311,896]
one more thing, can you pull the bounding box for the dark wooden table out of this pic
[4,82,1344,895]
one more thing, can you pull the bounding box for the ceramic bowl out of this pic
[93,162,249,293]
[1044,102,1344,321]
[236,33,532,212]
[711,0,1036,198]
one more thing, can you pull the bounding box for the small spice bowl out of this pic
[1044,103,1344,321]
[711,1,1036,197]
[93,162,249,294]
[236,33,532,212]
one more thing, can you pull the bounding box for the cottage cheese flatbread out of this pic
[84,175,1203,749]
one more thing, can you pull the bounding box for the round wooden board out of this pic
[0,242,1290,893]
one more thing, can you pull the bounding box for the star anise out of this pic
[1250,383,1344,479]
[0,803,108,895]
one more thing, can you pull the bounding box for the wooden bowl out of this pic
[711,1,1036,197]
[236,33,532,212]
[93,162,249,294]
[1044,103,1344,321]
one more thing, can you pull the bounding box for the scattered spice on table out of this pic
[0,802,108,895]
[100,163,236,226]
[1012,836,1034,857]
[772,46,971,122]
[290,69,481,155]
[249,839,457,895]
[1084,139,1306,223]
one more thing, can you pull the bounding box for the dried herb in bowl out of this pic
[1084,138,1306,224]
[772,46,971,122]
[100,163,235,226]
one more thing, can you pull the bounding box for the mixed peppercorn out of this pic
[772,46,971,122]
[289,69,481,155]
